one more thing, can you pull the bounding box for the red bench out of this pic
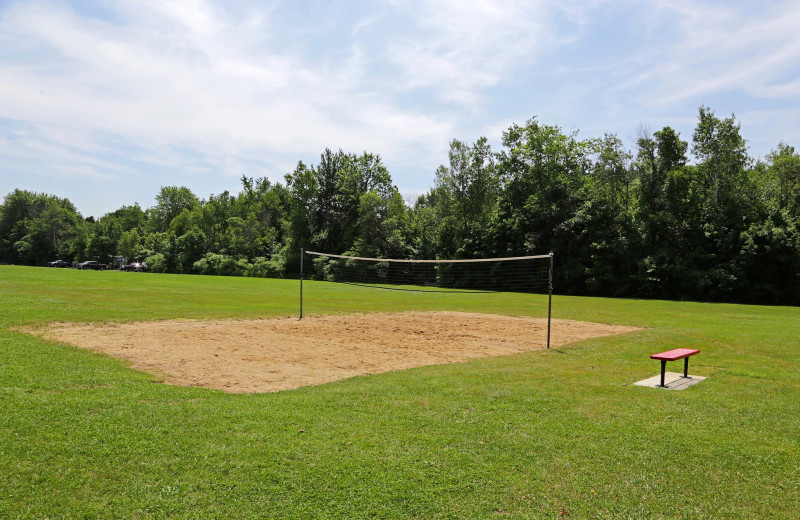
[650,348,700,388]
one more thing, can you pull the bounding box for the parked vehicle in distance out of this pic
[76,261,106,270]
[48,260,71,268]
[121,262,147,272]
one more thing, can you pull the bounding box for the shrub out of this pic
[144,253,167,273]
[246,257,286,278]
[193,253,248,276]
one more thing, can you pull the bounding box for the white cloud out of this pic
[0,0,454,194]
[1,0,800,216]
[624,0,800,106]
[385,0,579,108]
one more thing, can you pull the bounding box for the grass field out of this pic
[1,265,799,519]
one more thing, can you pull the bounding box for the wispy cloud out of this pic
[0,1,453,184]
[1,0,799,216]
[385,0,580,108]
[619,0,800,106]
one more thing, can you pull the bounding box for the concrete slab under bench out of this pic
[634,371,706,390]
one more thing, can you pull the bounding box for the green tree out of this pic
[312,149,347,253]
[0,190,83,265]
[408,194,440,260]
[108,204,148,232]
[734,211,800,303]
[589,133,633,211]
[631,126,694,296]
[149,186,199,233]
[346,189,409,259]
[199,191,235,253]
[284,150,399,269]
[178,227,207,273]
[118,229,142,263]
[491,118,591,291]
[284,161,318,271]
[85,216,121,263]
[765,142,800,216]
[573,134,638,295]
[692,106,749,206]
[431,137,498,257]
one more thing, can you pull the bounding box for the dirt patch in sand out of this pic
[38,312,641,393]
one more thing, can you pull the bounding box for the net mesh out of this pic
[302,252,552,293]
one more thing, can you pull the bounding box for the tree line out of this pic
[3,106,800,304]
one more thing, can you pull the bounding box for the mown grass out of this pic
[1,265,799,519]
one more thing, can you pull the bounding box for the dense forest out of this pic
[3,106,800,304]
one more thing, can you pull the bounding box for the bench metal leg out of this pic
[660,360,667,387]
[684,357,689,378]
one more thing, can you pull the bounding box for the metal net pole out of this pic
[547,252,553,349]
[299,248,304,319]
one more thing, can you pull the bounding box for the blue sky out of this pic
[2,0,799,217]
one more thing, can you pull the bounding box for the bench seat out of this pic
[650,348,700,361]
[650,348,700,388]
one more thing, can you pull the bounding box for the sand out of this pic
[39,311,641,393]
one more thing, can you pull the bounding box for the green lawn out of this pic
[1,265,799,519]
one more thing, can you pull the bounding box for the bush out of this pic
[246,257,285,278]
[193,253,248,276]
[144,253,167,273]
